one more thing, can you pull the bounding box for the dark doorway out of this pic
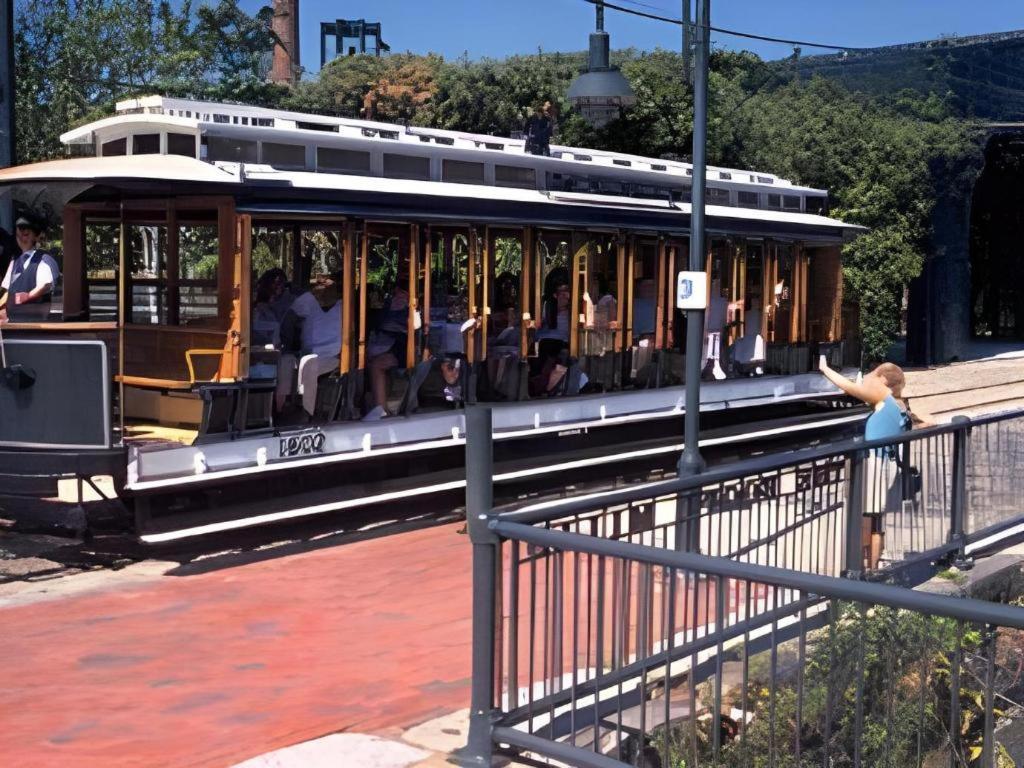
[970,132,1024,339]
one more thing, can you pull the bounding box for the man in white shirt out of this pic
[285,274,342,416]
[0,215,60,323]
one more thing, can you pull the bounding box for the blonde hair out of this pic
[871,362,905,398]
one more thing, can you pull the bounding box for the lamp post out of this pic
[678,0,709,478]
[567,1,637,128]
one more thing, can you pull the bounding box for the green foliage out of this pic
[14,0,280,163]
[652,604,1007,768]
[723,74,984,360]
[14,8,986,357]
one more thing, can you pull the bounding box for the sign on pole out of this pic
[676,270,708,310]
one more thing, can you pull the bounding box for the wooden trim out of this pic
[421,226,432,362]
[481,226,491,361]
[654,237,666,350]
[2,321,119,331]
[117,215,127,433]
[290,224,303,289]
[625,235,636,349]
[467,228,478,364]
[533,232,542,348]
[358,225,368,370]
[665,242,676,349]
[339,222,355,373]
[737,245,747,344]
[225,213,251,381]
[166,201,180,326]
[407,223,418,367]
[114,374,193,391]
[799,246,809,342]
[216,199,236,321]
[569,232,582,358]
[520,227,533,358]
[760,244,769,340]
[614,234,626,355]
[61,207,85,319]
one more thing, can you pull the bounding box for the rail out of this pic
[455,406,1024,768]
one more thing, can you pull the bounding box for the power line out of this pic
[581,0,871,52]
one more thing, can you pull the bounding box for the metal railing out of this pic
[455,406,1024,768]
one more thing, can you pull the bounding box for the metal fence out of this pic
[455,407,1024,768]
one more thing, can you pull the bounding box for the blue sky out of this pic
[245,0,1024,75]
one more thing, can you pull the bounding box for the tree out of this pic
[13,0,282,163]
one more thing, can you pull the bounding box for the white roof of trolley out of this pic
[0,155,864,237]
[58,95,827,196]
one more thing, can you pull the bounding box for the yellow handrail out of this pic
[184,348,228,385]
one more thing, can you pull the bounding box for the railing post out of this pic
[844,449,866,579]
[675,488,702,553]
[950,415,973,570]
[453,406,499,767]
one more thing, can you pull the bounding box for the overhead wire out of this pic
[580,0,872,52]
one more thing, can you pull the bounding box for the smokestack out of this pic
[270,0,300,85]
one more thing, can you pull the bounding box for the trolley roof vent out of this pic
[298,121,339,133]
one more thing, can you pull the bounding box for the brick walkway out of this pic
[1,523,473,768]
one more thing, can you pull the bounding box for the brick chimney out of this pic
[270,0,300,85]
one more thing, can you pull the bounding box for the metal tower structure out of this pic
[320,18,390,67]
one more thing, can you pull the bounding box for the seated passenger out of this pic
[593,275,618,355]
[535,270,570,361]
[252,268,292,348]
[0,215,61,323]
[530,272,579,396]
[364,282,412,420]
[487,272,521,398]
[283,274,342,416]
[415,354,465,409]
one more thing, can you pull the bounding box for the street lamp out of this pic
[678,0,710,478]
[567,1,636,128]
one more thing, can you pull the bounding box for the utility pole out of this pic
[681,0,693,86]
[678,0,709,478]
[0,0,14,230]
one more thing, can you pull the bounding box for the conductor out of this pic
[0,215,60,323]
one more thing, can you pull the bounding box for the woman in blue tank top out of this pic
[820,358,910,569]
[819,358,908,441]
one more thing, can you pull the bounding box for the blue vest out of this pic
[8,251,54,321]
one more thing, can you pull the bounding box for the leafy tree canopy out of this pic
[13,3,985,360]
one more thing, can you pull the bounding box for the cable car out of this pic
[0,97,866,541]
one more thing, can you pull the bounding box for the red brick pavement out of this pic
[1,523,474,768]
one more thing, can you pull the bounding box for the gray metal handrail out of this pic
[455,406,1024,768]
[497,408,1024,526]
[492,519,1024,629]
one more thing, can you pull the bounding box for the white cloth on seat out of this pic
[276,352,297,410]
[297,353,340,416]
[733,309,766,371]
